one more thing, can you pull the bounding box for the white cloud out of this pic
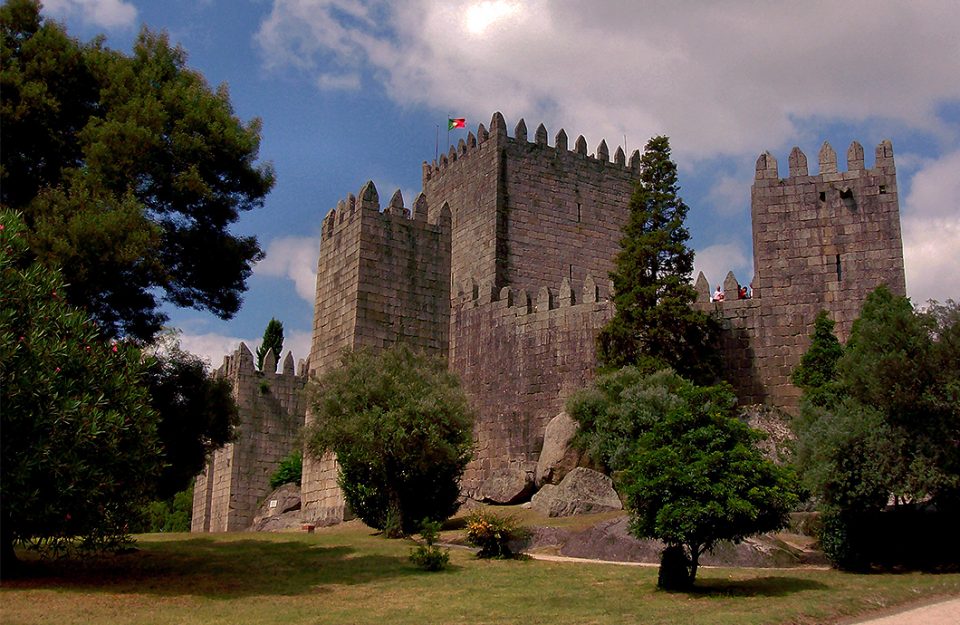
[256,236,321,303]
[255,1,960,161]
[902,150,960,305]
[693,242,751,292]
[42,0,137,30]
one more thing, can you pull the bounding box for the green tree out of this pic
[794,287,960,512]
[1,0,274,341]
[0,211,162,570]
[791,310,843,406]
[143,335,238,499]
[597,136,718,383]
[256,317,284,372]
[792,288,960,568]
[615,372,798,588]
[306,344,474,537]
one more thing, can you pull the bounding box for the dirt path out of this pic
[847,597,960,625]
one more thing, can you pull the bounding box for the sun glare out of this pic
[464,0,519,36]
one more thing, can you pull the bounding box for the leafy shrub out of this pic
[269,450,303,489]
[464,510,527,559]
[409,519,450,571]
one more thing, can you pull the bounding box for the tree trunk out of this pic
[688,543,701,586]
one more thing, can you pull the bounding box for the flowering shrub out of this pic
[464,510,528,559]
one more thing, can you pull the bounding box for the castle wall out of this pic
[301,182,451,525]
[697,141,906,411]
[191,344,306,532]
[451,277,613,494]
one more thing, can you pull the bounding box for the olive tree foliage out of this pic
[306,344,474,537]
[568,369,797,589]
[0,211,161,570]
[597,136,719,384]
[1,0,274,341]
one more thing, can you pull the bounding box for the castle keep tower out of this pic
[696,140,906,408]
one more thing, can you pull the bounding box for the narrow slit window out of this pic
[576,202,582,222]
[835,254,842,282]
[819,191,826,202]
[569,264,573,281]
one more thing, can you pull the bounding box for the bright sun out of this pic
[464,0,519,36]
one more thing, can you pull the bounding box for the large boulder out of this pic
[250,483,302,531]
[535,411,583,486]
[530,467,622,517]
[478,467,535,505]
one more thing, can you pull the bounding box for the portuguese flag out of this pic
[448,118,466,130]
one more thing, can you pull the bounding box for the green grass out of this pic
[2,521,958,625]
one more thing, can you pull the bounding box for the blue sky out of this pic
[42,0,960,367]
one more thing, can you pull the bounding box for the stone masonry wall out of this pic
[192,343,307,532]
[695,140,906,411]
[451,276,613,495]
[300,182,451,525]
[499,119,637,294]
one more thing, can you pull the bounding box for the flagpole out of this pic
[446,114,450,155]
[435,124,439,162]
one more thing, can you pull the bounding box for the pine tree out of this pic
[256,318,284,372]
[597,136,718,383]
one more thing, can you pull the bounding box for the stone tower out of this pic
[696,140,906,408]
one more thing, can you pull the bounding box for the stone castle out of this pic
[192,112,905,532]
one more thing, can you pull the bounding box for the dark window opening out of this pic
[569,264,573,281]
[819,191,826,202]
[879,184,887,194]
[835,254,842,282]
[839,188,856,211]
[576,202,582,222]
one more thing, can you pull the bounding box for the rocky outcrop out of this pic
[530,467,622,517]
[535,412,583,486]
[250,483,302,531]
[478,467,535,504]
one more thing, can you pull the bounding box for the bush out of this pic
[306,344,474,536]
[269,450,303,489]
[464,510,527,559]
[409,519,450,571]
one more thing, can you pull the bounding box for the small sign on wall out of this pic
[269,499,278,508]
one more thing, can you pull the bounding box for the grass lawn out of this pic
[2,521,958,625]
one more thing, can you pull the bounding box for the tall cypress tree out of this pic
[597,136,718,383]
[256,318,284,372]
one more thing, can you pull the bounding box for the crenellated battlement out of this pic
[320,180,449,244]
[216,341,309,379]
[422,111,640,185]
[453,274,612,316]
[755,139,895,181]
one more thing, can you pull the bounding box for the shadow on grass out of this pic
[687,576,830,598]
[5,536,418,598]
